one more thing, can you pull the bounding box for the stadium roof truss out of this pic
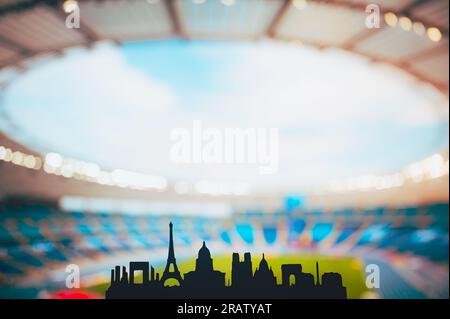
[0,0,448,93]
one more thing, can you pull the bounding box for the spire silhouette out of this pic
[167,222,175,260]
[259,253,269,272]
[316,261,321,286]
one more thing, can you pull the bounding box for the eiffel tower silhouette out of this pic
[160,222,183,285]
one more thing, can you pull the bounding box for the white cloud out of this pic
[2,43,177,168]
[1,41,448,191]
[200,41,447,129]
[166,41,449,188]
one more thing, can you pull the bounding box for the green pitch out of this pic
[88,254,372,299]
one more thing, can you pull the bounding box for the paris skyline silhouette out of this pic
[106,222,347,299]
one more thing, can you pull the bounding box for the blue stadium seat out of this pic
[356,224,389,246]
[262,225,277,245]
[8,248,44,267]
[334,227,359,245]
[288,219,305,241]
[0,224,19,245]
[235,224,254,245]
[311,223,333,243]
[220,231,232,245]
[0,260,23,274]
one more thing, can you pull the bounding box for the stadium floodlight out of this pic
[221,0,235,7]
[45,152,63,168]
[399,16,413,31]
[62,0,79,13]
[111,169,167,191]
[427,27,442,42]
[413,22,426,36]
[384,12,398,27]
[293,0,308,10]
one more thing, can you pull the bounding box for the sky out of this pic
[0,39,448,191]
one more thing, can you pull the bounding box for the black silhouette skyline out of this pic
[106,222,347,299]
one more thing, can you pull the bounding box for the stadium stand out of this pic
[0,199,447,298]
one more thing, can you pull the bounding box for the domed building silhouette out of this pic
[196,241,213,272]
[253,254,277,288]
[183,241,226,289]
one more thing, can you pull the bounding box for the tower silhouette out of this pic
[316,261,321,286]
[160,222,183,285]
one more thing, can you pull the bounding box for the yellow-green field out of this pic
[87,254,371,299]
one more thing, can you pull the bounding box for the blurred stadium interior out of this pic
[0,0,449,299]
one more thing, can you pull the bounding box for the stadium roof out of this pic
[0,0,448,94]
